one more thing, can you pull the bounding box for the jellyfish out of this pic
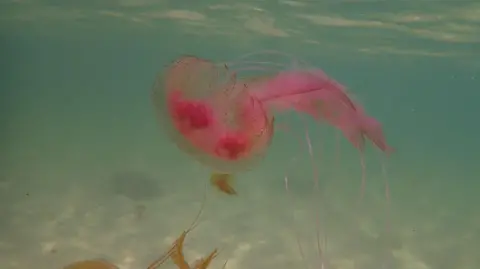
[152,56,275,194]
[153,52,393,203]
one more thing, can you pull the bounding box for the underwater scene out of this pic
[1,0,479,269]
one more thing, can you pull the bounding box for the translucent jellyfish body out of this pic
[152,56,275,173]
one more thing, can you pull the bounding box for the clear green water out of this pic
[1,1,479,269]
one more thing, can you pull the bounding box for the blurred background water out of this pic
[1,0,479,269]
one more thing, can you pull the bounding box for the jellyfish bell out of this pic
[152,55,275,174]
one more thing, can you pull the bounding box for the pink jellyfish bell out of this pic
[152,56,275,194]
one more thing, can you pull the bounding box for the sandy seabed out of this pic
[0,157,477,269]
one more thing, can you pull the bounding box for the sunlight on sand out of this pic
[0,164,451,269]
